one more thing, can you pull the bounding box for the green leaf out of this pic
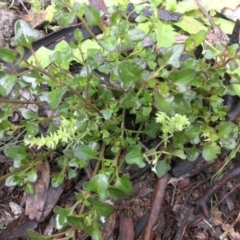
[58,2,80,26]
[83,174,109,200]
[185,30,207,52]
[153,91,173,113]
[84,223,103,240]
[21,109,37,120]
[100,108,113,120]
[88,197,115,224]
[51,173,64,187]
[128,28,145,41]
[174,16,208,34]
[120,90,139,109]
[117,60,145,90]
[216,122,233,138]
[22,121,39,137]
[100,35,117,52]
[84,5,101,26]
[125,146,145,168]
[74,145,96,162]
[156,20,176,48]
[153,160,171,178]
[145,122,160,138]
[0,74,16,97]
[202,143,220,161]
[232,84,240,97]
[24,182,34,194]
[5,174,23,187]
[160,44,184,68]
[26,229,43,240]
[172,149,186,159]
[185,146,200,162]
[54,206,73,229]
[4,145,28,161]
[169,68,196,92]
[0,48,17,63]
[11,20,39,48]
[67,215,83,228]
[39,87,66,110]
[26,170,38,183]
[110,174,133,199]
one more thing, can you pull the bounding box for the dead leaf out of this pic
[25,160,50,222]
[21,11,47,29]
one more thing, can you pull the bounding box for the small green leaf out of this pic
[128,28,145,41]
[26,170,38,183]
[74,145,96,162]
[172,149,186,159]
[88,197,115,224]
[51,173,64,188]
[202,143,220,161]
[232,84,240,97]
[22,121,39,137]
[0,48,17,63]
[125,146,145,168]
[54,206,73,229]
[4,145,28,161]
[156,20,176,48]
[117,60,145,90]
[185,146,200,162]
[40,87,66,110]
[83,174,109,200]
[11,20,39,48]
[160,44,184,68]
[100,35,117,52]
[169,68,196,91]
[26,229,43,240]
[120,90,139,109]
[110,174,133,199]
[0,74,16,97]
[21,109,37,120]
[153,91,173,113]
[153,160,171,178]
[24,182,34,194]
[100,108,113,120]
[216,122,233,138]
[67,215,83,228]
[84,5,101,26]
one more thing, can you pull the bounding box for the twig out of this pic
[143,174,169,240]
[195,0,229,42]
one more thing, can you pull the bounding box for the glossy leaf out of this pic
[26,230,43,240]
[26,170,38,183]
[125,146,145,168]
[88,197,115,224]
[156,20,176,48]
[4,145,28,161]
[39,87,66,110]
[51,173,64,188]
[153,160,171,178]
[169,68,196,91]
[202,143,220,161]
[84,5,101,26]
[11,20,39,48]
[83,174,109,200]
[110,174,133,199]
[74,145,96,162]
[0,48,17,63]
[117,60,145,90]
[0,74,16,97]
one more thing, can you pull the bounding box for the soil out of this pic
[1,2,240,240]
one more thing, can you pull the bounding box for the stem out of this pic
[0,150,53,184]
